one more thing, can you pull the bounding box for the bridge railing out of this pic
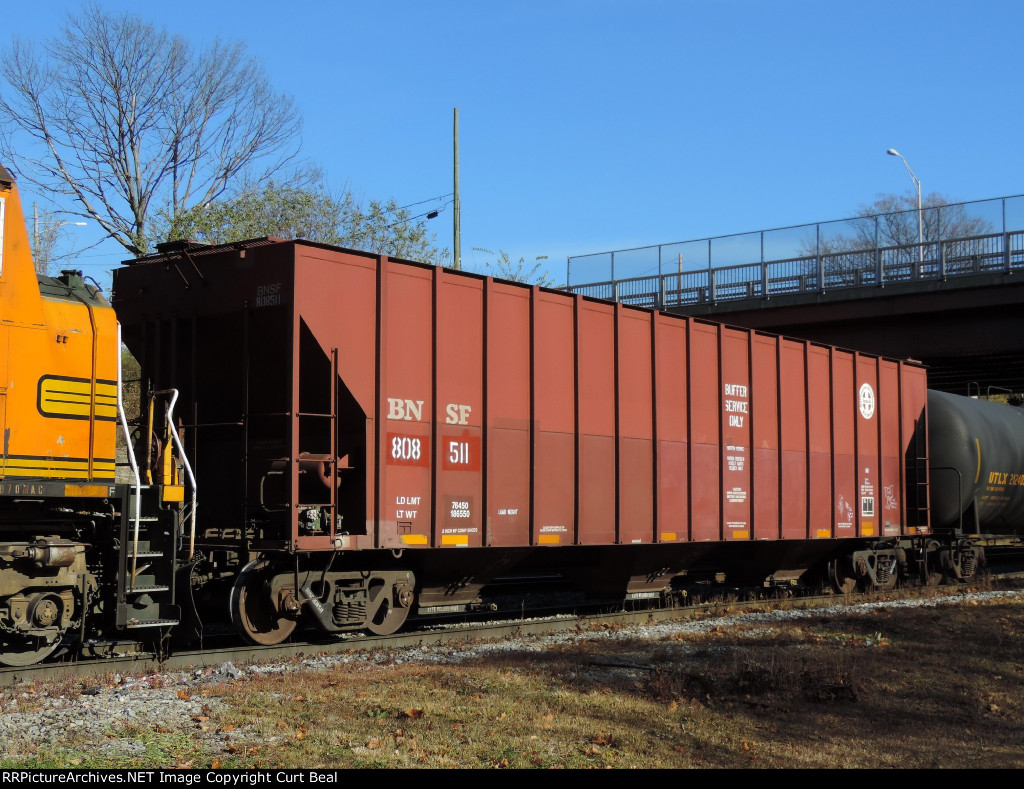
[564,194,1024,308]
[567,230,1024,309]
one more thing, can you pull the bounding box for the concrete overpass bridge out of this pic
[565,195,1024,394]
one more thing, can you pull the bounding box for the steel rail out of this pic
[3,570,1022,687]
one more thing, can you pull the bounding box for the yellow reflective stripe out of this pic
[38,376,118,420]
[2,457,114,470]
[2,468,114,480]
[1,456,115,480]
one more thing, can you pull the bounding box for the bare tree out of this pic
[842,193,992,250]
[0,3,302,256]
[801,192,995,286]
[30,208,65,276]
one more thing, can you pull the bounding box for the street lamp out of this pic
[886,148,924,265]
[32,203,87,275]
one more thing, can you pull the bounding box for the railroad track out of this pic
[4,568,1022,687]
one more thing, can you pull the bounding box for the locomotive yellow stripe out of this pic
[1,468,115,480]
[38,376,118,421]
[1,456,115,480]
[2,457,115,471]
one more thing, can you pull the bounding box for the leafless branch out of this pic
[0,3,302,256]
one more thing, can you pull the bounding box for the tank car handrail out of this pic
[115,324,143,590]
[153,388,198,559]
[986,385,1014,399]
[930,466,964,536]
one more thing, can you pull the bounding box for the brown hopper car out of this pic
[0,162,1007,664]
[111,236,945,644]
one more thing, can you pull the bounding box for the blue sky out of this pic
[5,1,1023,288]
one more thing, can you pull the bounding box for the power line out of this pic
[384,200,453,230]
[383,193,453,214]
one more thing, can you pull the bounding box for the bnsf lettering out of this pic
[388,398,425,421]
[255,282,283,307]
[445,403,472,425]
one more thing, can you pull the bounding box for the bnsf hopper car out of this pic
[0,162,1016,665]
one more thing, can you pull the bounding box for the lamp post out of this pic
[885,148,923,265]
[33,203,87,275]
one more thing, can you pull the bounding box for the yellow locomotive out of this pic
[0,165,119,482]
[0,162,186,665]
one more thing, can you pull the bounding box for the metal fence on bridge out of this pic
[565,195,1024,309]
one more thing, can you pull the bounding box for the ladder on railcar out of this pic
[907,413,931,532]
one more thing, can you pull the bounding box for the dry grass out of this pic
[8,593,1024,769]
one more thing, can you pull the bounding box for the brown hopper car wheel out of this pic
[922,541,944,587]
[365,578,411,636]
[230,559,298,646]
[828,557,858,595]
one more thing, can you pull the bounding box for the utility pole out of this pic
[453,108,461,270]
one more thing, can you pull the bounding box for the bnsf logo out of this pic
[387,398,472,425]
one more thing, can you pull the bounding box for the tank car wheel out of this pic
[0,635,63,667]
[827,558,858,595]
[230,559,298,646]
[364,578,411,636]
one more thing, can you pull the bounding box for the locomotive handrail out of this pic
[153,388,198,559]
[115,324,143,591]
